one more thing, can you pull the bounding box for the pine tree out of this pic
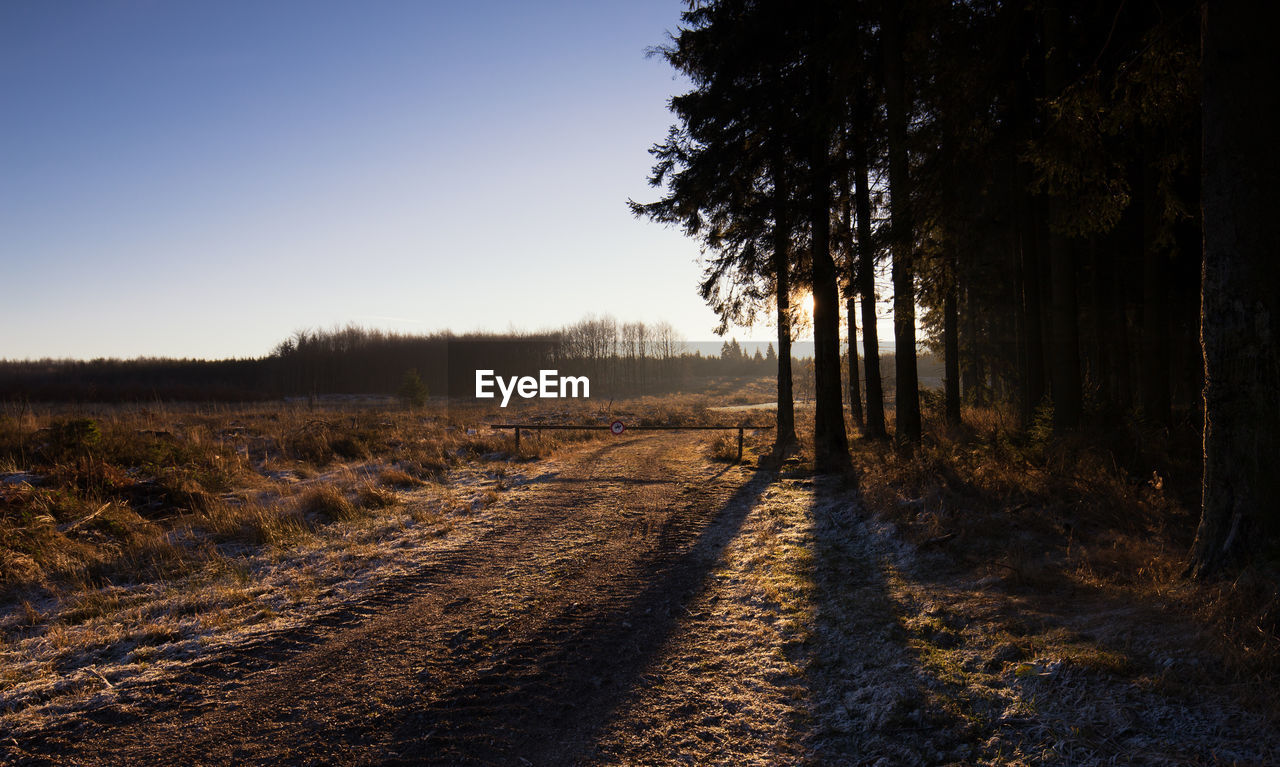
[397,369,428,409]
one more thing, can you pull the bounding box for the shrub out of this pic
[285,430,333,465]
[45,418,101,460]
[1029,396,1055,447]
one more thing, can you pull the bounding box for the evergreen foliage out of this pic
[397,369,428,409]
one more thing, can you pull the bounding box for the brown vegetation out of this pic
[0,401,614,627]
[832,405,1279,697]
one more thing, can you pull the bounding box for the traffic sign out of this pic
[610,420,625,435]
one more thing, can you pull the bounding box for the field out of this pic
[1,386,1277,765]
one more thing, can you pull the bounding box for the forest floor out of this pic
[2,401,1278,765]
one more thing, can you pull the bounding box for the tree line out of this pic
[634,0,1276,576]
[0,318,776,403]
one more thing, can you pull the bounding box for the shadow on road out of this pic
[385,466,774,765]
[796,474,964,765]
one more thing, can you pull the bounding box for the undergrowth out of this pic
[830,403,1278,701]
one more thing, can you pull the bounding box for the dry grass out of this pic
[0,387,761,696]
[296,485,360,523]
[707,433,741,463]
[1,397,618,731]
[377,468,420,488]
[3,382,1277,762]
[0,400,620,597]
[0,400,621,673]
[357,484,398,509]
[0,382,784,735]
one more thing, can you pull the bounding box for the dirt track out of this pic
[12,432,1280,766]
[17,433,761,765]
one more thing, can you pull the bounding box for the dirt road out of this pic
[11,432,1278,766]
[17,433,765,765]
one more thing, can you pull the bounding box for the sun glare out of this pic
[800,292,815,320]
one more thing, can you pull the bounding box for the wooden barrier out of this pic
[490,423,774,461]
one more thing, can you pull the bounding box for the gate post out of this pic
[737,427,744,462]
[515,427,520,453]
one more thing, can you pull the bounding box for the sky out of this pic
[1,1,892,361]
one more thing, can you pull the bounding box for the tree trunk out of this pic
[854,94,887,439]
[1140,141,1172,425]
[1101,196,1139,413]
[1012,5,1046,427]
[772,161,799,452]
[847,294,864,427]
[944,264,961,425]
[1043,0,1082,430]
[1171,213,1203,416]
[811,131,850,467]
[1187,0,1280,578]
[1016,202,1047,423]
[882,0,921,444]
[840,143,864,429]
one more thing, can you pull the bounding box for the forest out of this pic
[631,0,1276,579]
[0,318,772,403]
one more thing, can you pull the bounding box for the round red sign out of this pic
[610,420,625,435]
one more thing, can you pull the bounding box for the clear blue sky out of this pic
[1,1,904,362]
[3,0,808,360]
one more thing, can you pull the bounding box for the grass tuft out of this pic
[357,484,397,510]
[296,485,358,523]
[377,468,420,488]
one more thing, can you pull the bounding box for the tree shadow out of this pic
[878,520,1280,763]
[382,466,774,765]
[797,474,969,764]
[798,470,1280,765]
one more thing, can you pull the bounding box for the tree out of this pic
[639,0,1206,477]
[1040,0,1083,431]
[397,369,428,409]
[808,44,851,467]
[632,0,809,454]
[1187,0,1280,578]
[770,159,800,451]
[852,84,887,439]
[881,0,922,444]
[720,338,744,360]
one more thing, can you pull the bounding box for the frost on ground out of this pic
[591,472,954,765]
[0,457,544,740]
[591,470,1279,767]
[4,436,1277,765]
